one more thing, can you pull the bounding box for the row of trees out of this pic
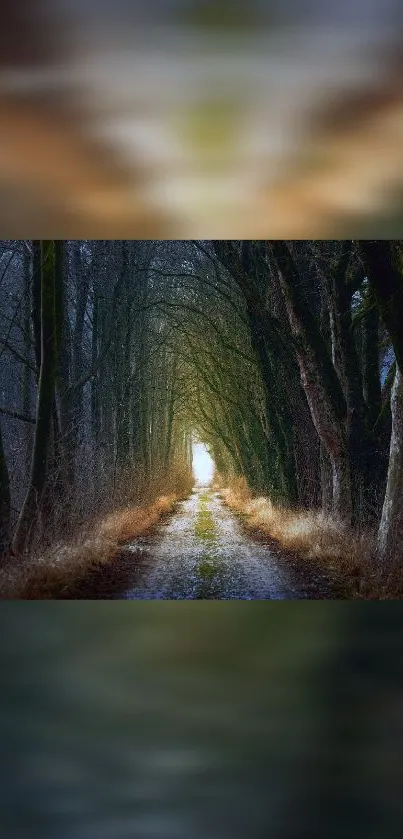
[207,241,402,566]
[1,239,402,574]
[133,240,402,568]
[0,240,193,557]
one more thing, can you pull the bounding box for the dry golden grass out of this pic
[0,460,194,599]
[219,476,380,598]
[98,495,175,545]
[0,494,178,600]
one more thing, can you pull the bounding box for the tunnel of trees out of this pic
[0,240,402,577]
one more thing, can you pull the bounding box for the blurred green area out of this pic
[1,605,403,837]
[173,0,266,32]
[175,98,242,160]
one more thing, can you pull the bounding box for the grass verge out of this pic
[218,477,381,599]
[195,495,217,541]
[0,495,180,599]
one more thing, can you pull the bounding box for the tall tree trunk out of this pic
[31,240,42,373]
[361,241,403,530]
[54,241,73,492]
[362,287,382,432]
[22,244,33,478]
[99,300,114,480]
[13,241,58,554]
[91,282,101,484]
[360,286,387,518]
[331,254,368,523]
[164,357,178,472]
[377,367,403,567]
[116,245,132,471]
[247,310,296,502]
[271,241,352,522]
[0,421,10,560]
[71,245,91,474]
[320,443,333,515]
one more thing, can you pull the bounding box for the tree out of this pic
[0,421,10,559]
[377,368,403,565]
[361,241,403,566]
[270,241,353,521]
[13,242,58,554]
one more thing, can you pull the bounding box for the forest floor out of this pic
[65,488,340,599]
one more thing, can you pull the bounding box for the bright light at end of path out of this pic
[192,443,215,486]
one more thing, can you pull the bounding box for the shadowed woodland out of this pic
[0,240,402,597]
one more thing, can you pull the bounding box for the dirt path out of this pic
[120,488,333,600]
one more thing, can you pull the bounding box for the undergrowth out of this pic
[217,475,388,599]
[0,464,193,599]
